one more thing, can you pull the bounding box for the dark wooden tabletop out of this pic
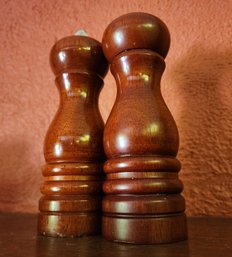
[0,213,231,257]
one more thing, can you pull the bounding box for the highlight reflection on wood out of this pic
[102,12,187,244]
[38,35,108,237]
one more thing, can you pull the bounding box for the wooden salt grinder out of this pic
[38,35,108,237]
[102,12,187,244]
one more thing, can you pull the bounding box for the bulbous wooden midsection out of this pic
[104,51,179,159]
[44,73,105,163]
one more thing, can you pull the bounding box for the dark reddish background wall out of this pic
[0,0,231,216]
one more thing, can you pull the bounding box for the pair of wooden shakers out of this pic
[38,12,187,244]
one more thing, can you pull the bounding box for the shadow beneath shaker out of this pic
[36,235,189,257]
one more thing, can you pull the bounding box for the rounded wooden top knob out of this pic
[102,12,170,62]
[50,35,109,78]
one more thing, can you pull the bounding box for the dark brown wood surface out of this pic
[0,213,231,257]
[102,12,187,244]
[38,35,108,237]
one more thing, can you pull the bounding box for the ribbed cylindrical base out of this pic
[38,163,103,237]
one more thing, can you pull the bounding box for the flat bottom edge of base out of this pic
[38,212,101,237]
[102,213,187,244]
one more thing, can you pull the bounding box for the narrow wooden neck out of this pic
[44,72,105,163]
[55,73,103,105]
[111,50,165,93]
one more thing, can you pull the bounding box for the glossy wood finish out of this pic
[102,12,170,61]
[102,12,187,244]
[38,35,108,237]
[1,214,232,257]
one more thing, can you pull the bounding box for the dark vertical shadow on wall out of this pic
[170,45,232,215]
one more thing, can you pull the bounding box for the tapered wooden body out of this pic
[102,13,187,244]
[38,36,108,237]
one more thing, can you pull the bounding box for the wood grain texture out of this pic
[0,213,232,257]
[38,35,108,237]
[101,12,187,244]
[0,0,231,216]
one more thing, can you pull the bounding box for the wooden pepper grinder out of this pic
[38,34,108,237]
[102,12,187,244]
